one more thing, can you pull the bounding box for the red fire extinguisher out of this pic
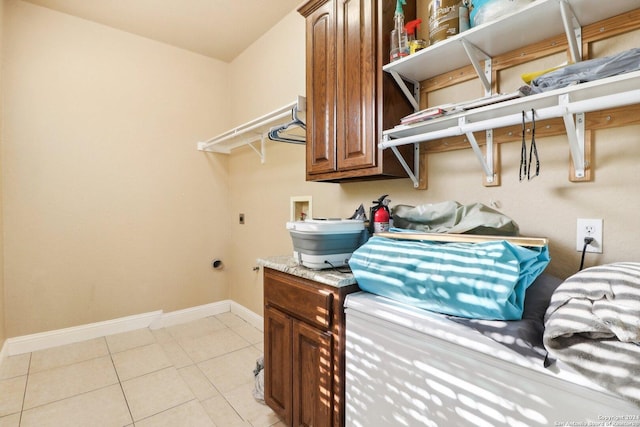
[370,195,391,234]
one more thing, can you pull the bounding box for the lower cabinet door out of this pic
[264,305,293,425]
[292,320,333,427]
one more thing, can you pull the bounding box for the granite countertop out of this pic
[257,255,356,288]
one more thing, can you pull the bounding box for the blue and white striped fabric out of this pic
[348,236,550,320]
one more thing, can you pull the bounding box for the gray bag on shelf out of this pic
[392,200,519,236]
[529,47,640,94]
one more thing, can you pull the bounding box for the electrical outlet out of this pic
[576,218,603,253]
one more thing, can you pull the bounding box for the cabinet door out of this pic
[292,320,333,427]
[335,0,377,171]
[264,305,293,425]
[306,0,337,175]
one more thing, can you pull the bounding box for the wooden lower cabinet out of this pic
[264,305,293,421]
[263,267,358,426]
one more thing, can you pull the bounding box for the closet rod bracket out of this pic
[462,117,494,181]
[247,135,267,164]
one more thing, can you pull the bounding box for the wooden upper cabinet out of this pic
[305,0,336,175]
[299,0,416,182]
[335,0,376,171]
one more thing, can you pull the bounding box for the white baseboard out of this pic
[0,300,262,359]
[4,310,163,356]
[0,341,7,367]
[230,301,264,332]
[148,300,232,330]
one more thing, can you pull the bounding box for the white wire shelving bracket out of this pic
[386,37,493,113]
[560,0,582,64]
[380,0,637,183]
[387,72,420,112]
[197,96,306,163]
[389,144,421,188]
[460,39,493,96]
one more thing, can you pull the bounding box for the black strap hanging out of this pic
[528,108,540,180]
[519,111,527,182]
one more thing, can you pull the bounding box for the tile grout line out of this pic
[130,397,200,425]
[17,352,32,427]
[106,336,135,426]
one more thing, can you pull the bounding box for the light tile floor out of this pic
[0,312,284,427]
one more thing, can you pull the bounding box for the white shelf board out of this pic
[383,0,639,82]
[383,70,640,142]
[198,96,305,154]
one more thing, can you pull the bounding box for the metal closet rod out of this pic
[197,96,306,152]
[200,110,293,147]
[380,89,640,149]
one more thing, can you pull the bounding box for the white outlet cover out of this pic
[576,218,603,253]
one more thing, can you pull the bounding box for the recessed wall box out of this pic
[290,196,313,222]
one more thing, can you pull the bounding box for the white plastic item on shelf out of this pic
[469,0,534,27]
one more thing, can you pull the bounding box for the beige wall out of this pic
[2,0,232,337]
[0,0,5,347]
[227,11,640,316]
